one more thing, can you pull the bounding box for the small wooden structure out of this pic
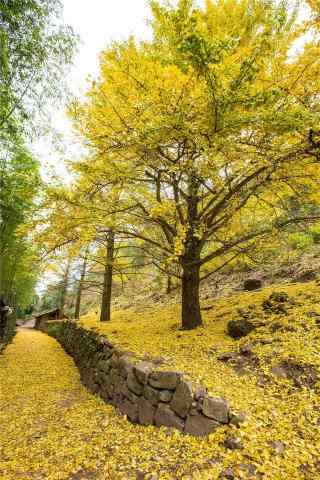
[34,308,67,330]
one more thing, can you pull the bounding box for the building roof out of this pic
[34,308,61,319]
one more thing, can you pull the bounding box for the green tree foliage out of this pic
[0,0,76,137]
[0,0,76,313]
[0,140,40,309]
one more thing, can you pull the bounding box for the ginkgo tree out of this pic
[71,0,320,330]
[38,165,138,321]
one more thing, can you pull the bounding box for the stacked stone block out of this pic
[42,321,237,437]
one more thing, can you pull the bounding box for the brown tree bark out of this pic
[166,275,172,294]
[180,171,202,330]
[181,246,202,329]
[100,229,115,322]
[74,252,88,320]
[60,258,71,317]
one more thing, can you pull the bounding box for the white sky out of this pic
[32,0,153,177]
[63,0,152,93]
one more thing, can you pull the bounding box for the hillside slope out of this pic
[79,280,320,479]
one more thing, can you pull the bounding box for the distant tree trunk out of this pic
[100,229,115,322]
[60,259,71,317]
[9,291,17,322]
[166,275,172,294]
[74,253,88,320]
[180,171,202,330]
[0,255,3,296]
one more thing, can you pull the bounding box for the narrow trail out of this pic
[0,330,164,480]
[0,329,121,480]
[2,324,318,480]
[0,330,217,480]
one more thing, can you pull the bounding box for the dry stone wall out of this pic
[41,320,241,437]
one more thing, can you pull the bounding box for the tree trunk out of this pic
[166,275,172,294]
[100,229,115,322]
[0,254,3,296]
[181,250,202,330]
[180,170,202,330]
[10,291,17,321]
[60,259,71,317]
[74,253,88,320]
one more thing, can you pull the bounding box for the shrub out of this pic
[227,319,256,339]
[46,322,63,339]
[287,232,313,250]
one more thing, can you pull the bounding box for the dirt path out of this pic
[19,318,36,328]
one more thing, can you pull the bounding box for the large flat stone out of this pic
[184,414,219,436]
[244,278,262,291]
[121,383,139,403]
[171,379,193,418]
[202,396,229,424]
[138,397,156,425]
[119,399,138,423]
[194,385,207,400]
[127,371,144,396]
[144,385,160,406]
[133,361,154,385]
[158,390,173,403]
[109,368,121,386]
[118,355,133,378]
[149,371,180,390]
[110,353,120,368]
[113,377,126,396]
[154,404,184,431]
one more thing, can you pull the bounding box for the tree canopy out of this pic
[0,0,76,137]
[68,0,320,329]
[0,0,76,311]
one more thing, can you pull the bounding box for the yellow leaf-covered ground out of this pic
[0,328,262,480]
[78,281,320,479]
[2,282,320,479]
